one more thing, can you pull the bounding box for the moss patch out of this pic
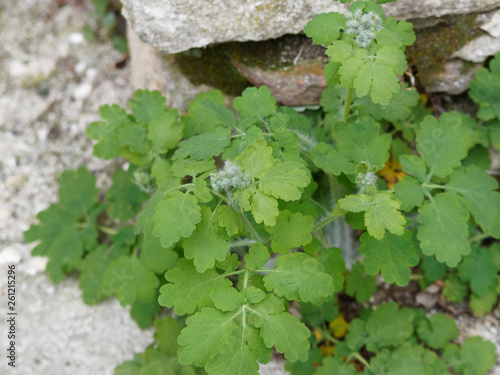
[407,13,485,87]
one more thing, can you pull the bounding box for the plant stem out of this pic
[302,195,331,214]
[349,352,371,369]
[316,327,371,369]
[239,212,263,243]
[409,274,423,280]
[242,270,250,290]
[314,326,340,344]
[421,183,445,190]
[228,240,257,248]
[312,215,339,234]
[97,225,118,235]
[209,188,230,204]
[343,88,354,123]
[468,232,490,242]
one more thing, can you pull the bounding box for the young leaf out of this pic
[386,344,449,375]
[340,45,407,105]
[183,206,228,273]
[183,90,227,137]
[154,316,182,356]
[236,188,279,226]
[173,127,232,161]
[470,287,499,315]
[345,262,377,303]
[469,51,500,121]
[315,357,356,375]
[25,168,100,283]
[304,12,345,46]
[457,246,497,297]
[415,112,470,178]
[244,243,270,271]
[87,104,129,159]
[152,191,202,248]
[217,205,244,236]
[171,159,216,178]
[333,117,391,168]
[233,86,276,128]
[442,274,468,303]
[421,256,447,282]
[365,302,414,351]
[177,307,239,367]
[317,247,346,292]
[200,98,238,128]
[102,256,159,307]
[354,84,419,123]
[447,165,500,238]
[310,142,355,176]
[58,167,100,217]
[393,176,425,212]
[359,230,419,286]
[443,337,496,375]
[159,258,232,315]
[134,178,181,239]
[399,155,427,182]
[210,288,246,312]
[204,334,261,375]
[79,228,133,305]
[338,191,405,239]
[139,235,178,274]
[128,90,167,123]
[378,17,416,47]
[114,123,149,154]
[234,139,274,180]
[252,305,310,362]
[25,206,83,283]
[106,168,149,221]
[130,293,160,329]
[258,162,310,201]
[147,109,183,153]
[416,313,458,350]
[264,210,314,254]
[263,253,334,304]
[417,192,470,267]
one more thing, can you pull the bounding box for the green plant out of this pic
[84,0,128,53]
[25,0,499,374]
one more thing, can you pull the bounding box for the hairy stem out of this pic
[239,212,263,243]
[97,225,118,236]
[312,215,340,234]
[343,87,354,123]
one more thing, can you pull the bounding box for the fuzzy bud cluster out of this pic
[210,161,250,194]
[345,10,383,48]
[355,162,378,194]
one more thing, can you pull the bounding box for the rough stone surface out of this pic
[234,60,327,106]
[128,24,220,112]
[125,1,500,99]
[230,35,328,106]
[121,0,500,54]
[425,59,482,94]
[454,10,500,62]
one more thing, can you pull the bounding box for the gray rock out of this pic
[424,59,482,94]
[454,10,500,62]
[121,0,500,54]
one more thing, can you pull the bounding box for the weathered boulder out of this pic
[125,0,500,104]
[120,0,500,54]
